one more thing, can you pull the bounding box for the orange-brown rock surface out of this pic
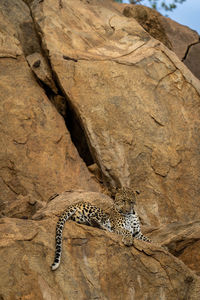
[32,190,114,220]
[1,0,200,299]
[119,4,200,80]
[30,0,200,226]
[0,0,100,218]
[1,199,200,300]
[184,43,200,80]
[147,220,200,276]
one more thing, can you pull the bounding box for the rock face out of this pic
[0,0,100,218]
[0,0,41,56]
[1,0,200,298]
[184,43,200,80]
[121,4,200,79]
[147,220,200,276]
[30,0,200,227]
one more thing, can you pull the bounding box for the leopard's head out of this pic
[114,187,138,214]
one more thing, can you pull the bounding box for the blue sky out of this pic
[123,0,200,34]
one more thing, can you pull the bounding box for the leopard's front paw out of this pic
[122,236,133,246]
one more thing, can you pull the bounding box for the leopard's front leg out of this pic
[115,228,134,246]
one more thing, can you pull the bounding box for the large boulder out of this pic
[30,0,200,227]
[32,190,114,220]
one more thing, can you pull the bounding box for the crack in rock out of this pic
[182,38,200,62]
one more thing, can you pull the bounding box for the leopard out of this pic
[51,187,150,271]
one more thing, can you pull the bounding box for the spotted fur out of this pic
[51,188,150,271]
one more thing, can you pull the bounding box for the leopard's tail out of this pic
[51,206,76,271]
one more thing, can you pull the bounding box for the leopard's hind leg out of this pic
[134,232,151,243]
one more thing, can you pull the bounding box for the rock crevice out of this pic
[25,0,96,168]
[182,38,200,62]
